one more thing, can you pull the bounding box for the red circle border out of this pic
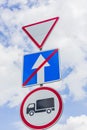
[20,87,63,129]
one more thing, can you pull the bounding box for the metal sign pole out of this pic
[40,48,43,87]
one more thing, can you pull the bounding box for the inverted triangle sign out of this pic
[22,17,59,49]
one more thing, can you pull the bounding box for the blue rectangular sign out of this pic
[22,49,60,87]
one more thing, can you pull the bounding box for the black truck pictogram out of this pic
[26,97,55,116]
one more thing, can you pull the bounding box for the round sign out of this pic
[20,87,63,129]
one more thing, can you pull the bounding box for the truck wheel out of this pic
[29,110,34,116]
[47,109,51,114]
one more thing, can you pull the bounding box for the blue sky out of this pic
[0,0,87,130]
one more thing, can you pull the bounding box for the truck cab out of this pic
[26,103,35,116]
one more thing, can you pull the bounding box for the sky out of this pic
[0,0,87,130]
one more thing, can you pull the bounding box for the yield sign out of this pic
[22,17,59,49]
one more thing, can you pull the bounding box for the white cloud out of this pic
[49,115,87,130]
[0,44,29,107]
[8,0,27,6]
[0,1,87,130]
[15,115,87,130]
[60,41,87,100]
[0,0,87,108]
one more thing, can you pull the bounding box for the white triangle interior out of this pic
[26,19,56,45]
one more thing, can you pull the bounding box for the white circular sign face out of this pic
[20,87,63,129]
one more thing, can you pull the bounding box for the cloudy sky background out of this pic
[0,0,87,130]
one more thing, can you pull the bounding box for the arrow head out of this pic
[32,54,50,69]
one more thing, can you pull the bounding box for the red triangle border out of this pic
[22,17,59,49]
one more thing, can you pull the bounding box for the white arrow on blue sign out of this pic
[22,49,60,87]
